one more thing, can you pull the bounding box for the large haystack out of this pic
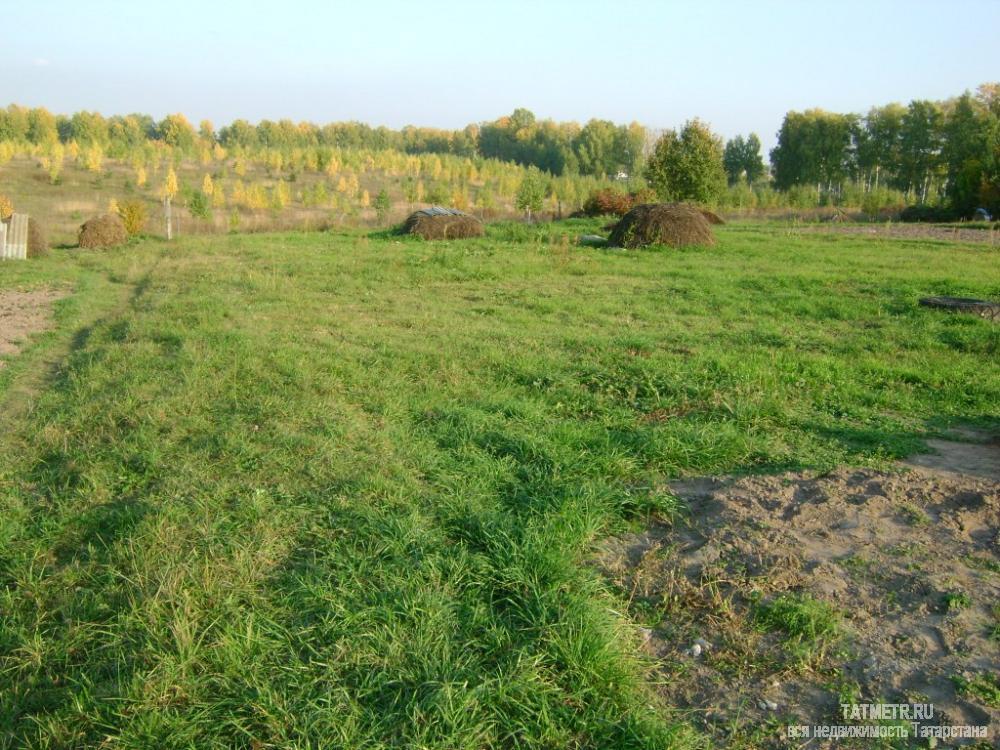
[402,207,484,240]
[79,214,128,249]
[607,203,716,249]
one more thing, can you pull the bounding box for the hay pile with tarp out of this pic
[401,207,484,240]
[78,214,128,249]
[607,203,716,249]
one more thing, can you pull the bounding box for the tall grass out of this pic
[0,224,997,747]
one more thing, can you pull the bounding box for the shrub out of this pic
[187,190,212,220]
[79,214,128,249]
[582,187,658,217]
[583,189,632,216]
[860,188,907,219]
[899,204,955,223]
[645,119,726,203]
[117,199,148,236]
[515,170,547,219]
[0,194,13,221]
[374,189,391,224]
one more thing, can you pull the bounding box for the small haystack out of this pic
[79,214,128,249]
[402,207,484,240]
[27,218,48,257]
[607,203,716,249]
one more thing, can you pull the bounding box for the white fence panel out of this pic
[7,214,28,259]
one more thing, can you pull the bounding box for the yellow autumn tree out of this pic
[83,144,103,173]
[136,166,147,187]
[246,183,268,210]
[360,189,371,207]
[272,181,290,209]
[47,142,64,184]
[202,173,215,196]
[212,183,226,208]
[231,180,247,207]
[160,167,179,201]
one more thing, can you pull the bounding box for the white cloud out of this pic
[32,58,50,67]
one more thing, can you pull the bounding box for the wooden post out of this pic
[7,214,28,259]
[164,197,173,240]
[0,222,7,260]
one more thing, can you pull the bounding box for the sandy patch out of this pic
[597,433,999,747]
[0,288,67,365]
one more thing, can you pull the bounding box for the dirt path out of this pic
[597,431,999,747]
[0,288,68,364]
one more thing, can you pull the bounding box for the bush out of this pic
[860,188,907,219]
[117,199,148,236]
[645,119,726,204]
[374,189,391,224]
[899,204,955,223]
[581,187,657,217]
[79,214,128,249]
[0,194,12,221]
[187,190,212,220]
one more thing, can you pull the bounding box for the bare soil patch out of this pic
[797,222,1000,245]
[597,434,999,747]
[0,288,67,365]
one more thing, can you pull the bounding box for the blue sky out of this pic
[2,0,998,151]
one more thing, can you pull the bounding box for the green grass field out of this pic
[1,221,998,748]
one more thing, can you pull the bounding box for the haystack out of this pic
[79,214,128,249]
[27,218,48,257]
[402,207,484,240]
[607,203,716,249]
[698,208,725,225]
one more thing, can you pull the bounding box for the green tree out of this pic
[770,110,856,193]
[942,92,989,216]
[856,104,905,191]
[68,111,109,145]
[645,119,726,203]
[723,134,765,186]
[158,113,197,151]
[26,107,58,144]
[374,188,391,224]
[897,100,944,202]
[743,134,766,184]
[515,168,547,219]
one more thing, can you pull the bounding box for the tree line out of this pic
[1,83,997,216]
[0,105,645,179]
[769,84,1000,215]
